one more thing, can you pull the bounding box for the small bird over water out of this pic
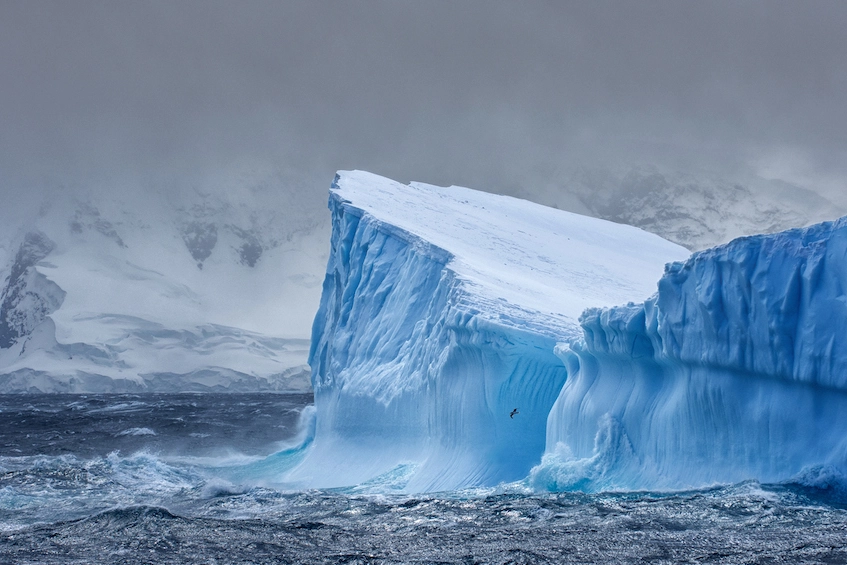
[509,408,519,419]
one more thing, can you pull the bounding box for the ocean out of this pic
[1,394,846,564]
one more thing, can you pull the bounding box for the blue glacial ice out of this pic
[291,171,847,493]
[287,171,689,491]
[534,216,847,491]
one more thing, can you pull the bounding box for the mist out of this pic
[2,1,847,211]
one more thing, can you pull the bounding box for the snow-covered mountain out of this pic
[0,174,328,393]
[516,165,845,250]
[286,171,847,494]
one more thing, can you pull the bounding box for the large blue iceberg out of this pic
[289,171,847,493]
[288,171,688,491]
[537,216,847,491]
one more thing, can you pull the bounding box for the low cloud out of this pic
[2,1,845,207]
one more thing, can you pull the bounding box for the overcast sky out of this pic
[2,0,846,206]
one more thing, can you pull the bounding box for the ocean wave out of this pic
[116,427,157,436]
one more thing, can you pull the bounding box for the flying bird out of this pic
[509,408,519,419]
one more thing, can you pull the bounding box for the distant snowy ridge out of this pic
[521,165,845,251]
[0,173,327,393]
[288,171,687,491]
[534,216,847,491]
[0,316,312,393]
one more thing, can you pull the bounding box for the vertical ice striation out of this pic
[538,217,847,491]
[291,171,688,491]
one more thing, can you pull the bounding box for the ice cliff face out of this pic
[290,171,688,491]
[535,217,847,491]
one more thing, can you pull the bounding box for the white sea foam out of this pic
[116,427,157,437]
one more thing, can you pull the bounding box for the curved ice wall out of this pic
[289,171,687,491]
[537,217,847,491]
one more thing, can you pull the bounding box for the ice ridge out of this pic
[538,216,847,491]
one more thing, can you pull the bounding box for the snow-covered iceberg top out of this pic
[289,171,688,491]
[327,171,689,338]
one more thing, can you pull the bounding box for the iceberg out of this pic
[536,217,847,491]
[289,171,689,491]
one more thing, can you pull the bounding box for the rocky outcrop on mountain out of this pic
[0,232,65,349]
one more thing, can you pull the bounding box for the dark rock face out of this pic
[238,238,263,267]
[0,232,65,349]
[182,221,266,268]
[181,222,218,269]
[70,203,126,247]
[229,226,264,267]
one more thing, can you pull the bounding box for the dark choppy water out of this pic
[2,394,847,564]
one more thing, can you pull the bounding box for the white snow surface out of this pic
[288,171,688,491]
[331,171,689,337]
